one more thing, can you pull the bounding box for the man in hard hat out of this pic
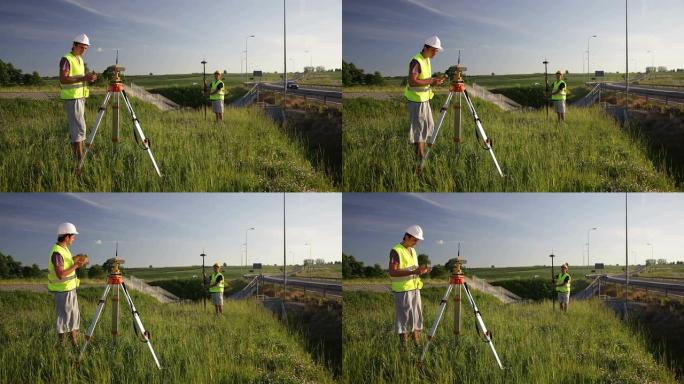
[208,262,225,315]
[48,222,87,347]
[389,225,431,346]
[405,36,446,161]
[554,263,571,312]
[209,71,225,122]
[59,34,97,161]
[551,70,567,123]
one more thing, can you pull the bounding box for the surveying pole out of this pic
[543,58,549,119]
[112,50,120,143]
[549,251,555,311]
[201,59,207,120]
[453,243,462,338]
[453,50,463,157]
[200,251,207,310]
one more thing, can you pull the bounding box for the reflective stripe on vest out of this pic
[60,52,89,100]
[556,272,571,293]
[209,272,225,293]
[404,53,433,102]
[551,80,567,101]
[48,244,80,292]
[210,80,225,101]
[390,243,423,292]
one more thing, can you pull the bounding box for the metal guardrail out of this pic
[468,275,521,304]
[126,275,179,303]
[469,83,522,111]
[127,82,180,111]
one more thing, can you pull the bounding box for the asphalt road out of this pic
[261,275,342,298]
[257,82,341,105]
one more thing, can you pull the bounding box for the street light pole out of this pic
[587,35,597,76]
[625,0,629,94]
[283,0,287,114]
[587,227,599,267]
[245,35,255,80]
[305,50,312,70]
[245,227,255,270]
[200,251,207,310]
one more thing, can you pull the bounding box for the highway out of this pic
[599,82,684,106]
[257,82,342,105]
[260,274,342,298]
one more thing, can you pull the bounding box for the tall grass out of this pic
[343,289,676,384]
[343,96,676,191]
[0,289,334,384]
[0,96,333,191]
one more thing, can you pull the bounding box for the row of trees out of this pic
[343,253,456,279]
[0,252,44,278]
[0,60,43,86]
[342,61,385,86]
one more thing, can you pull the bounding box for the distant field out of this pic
[0,289,334,383]
[290,264,342,279]
[635,71,684,87]
[126,265,288,281]
[297,72,342,87]
[634,264,684,280]
[344,289,676,384]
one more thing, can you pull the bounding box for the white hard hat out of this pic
[424,35,443,51]
[73,34,90,46]
[404,225,424,240]
[57,222,79,235]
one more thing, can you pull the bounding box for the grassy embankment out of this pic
[343,94,676,192]
[0,95,334,191]
[0,289,335,384]
[343,289,676,384]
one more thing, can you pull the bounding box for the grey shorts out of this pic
[53,290,80,333]
[394,289,423,334]
[558,292,570,305]
[408,101,434,143]
[554,100,566,114]
[212,100,224,114]
[211,292,224,306]
[64,98,87,142]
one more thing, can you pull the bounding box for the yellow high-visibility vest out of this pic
[60,52,89,100]
[390,243,423,292]
[551,80,567,101]
[209,80,225,101]
[556,272,571,293]
[404,53,433,102]
[47,244,80,292]
[209,272,225,293]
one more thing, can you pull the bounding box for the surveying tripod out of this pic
[420,64,504,177]
[419,256,504,370]
[76,256,162,370]
[75,63,162,177]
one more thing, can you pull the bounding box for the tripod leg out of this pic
[462,91,504,177]
[76,92,112,174]
[419,284,454,365]
[121,282,162,369]
[421,92,454,168]
[77,284,112,367]
[120,90,162,177]
[462,282,504,369]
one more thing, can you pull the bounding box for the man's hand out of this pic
[84,72,97,82]
[416,265,430,275]
[431,77,445,86]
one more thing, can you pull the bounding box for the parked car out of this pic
[287,81,299,89]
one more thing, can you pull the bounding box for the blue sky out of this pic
[343,193,683,268]
[0,0,341,76]
[343,0,684,76]
[0,193,341,268]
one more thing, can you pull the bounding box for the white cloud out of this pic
[436,239,444,245]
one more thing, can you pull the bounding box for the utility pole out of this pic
[245,227,255,271]
[283,0,287,121]
[200,251,207,310]
[587,35,597,77]
[283,193,287,290]
[201,59,207,120]
[625,0,629,95]
[245,35,255,81]
[625,193,629,285]
[543,58,549,119]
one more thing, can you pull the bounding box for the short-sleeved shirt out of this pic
[409,59,421,77]
[389,249,400,265]
[52,251,64,269]
[59,57,71,74]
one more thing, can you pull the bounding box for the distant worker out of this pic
[209,262,225,315]
[389,225,431,346]
[209,71,225,122]
[554,263,572,312]
[59,34,97,161]
[48,222,87,347]
[551,70,567,124]
[405,36,446,161]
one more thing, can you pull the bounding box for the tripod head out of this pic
[448,256,466,284]
[106,257,126,284]
[446,64,467,92]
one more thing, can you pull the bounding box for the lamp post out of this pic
[200,251,207,310]
[549,251,556,311]
[201,59,207,120]
[646,242,653,268]
[305,50,312,70]
[245,227,255,270]
[245,35,255,80]
[587,35,597,76]
[625,0,629,94]
[304,242,312,278]
[587,227,599,267]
